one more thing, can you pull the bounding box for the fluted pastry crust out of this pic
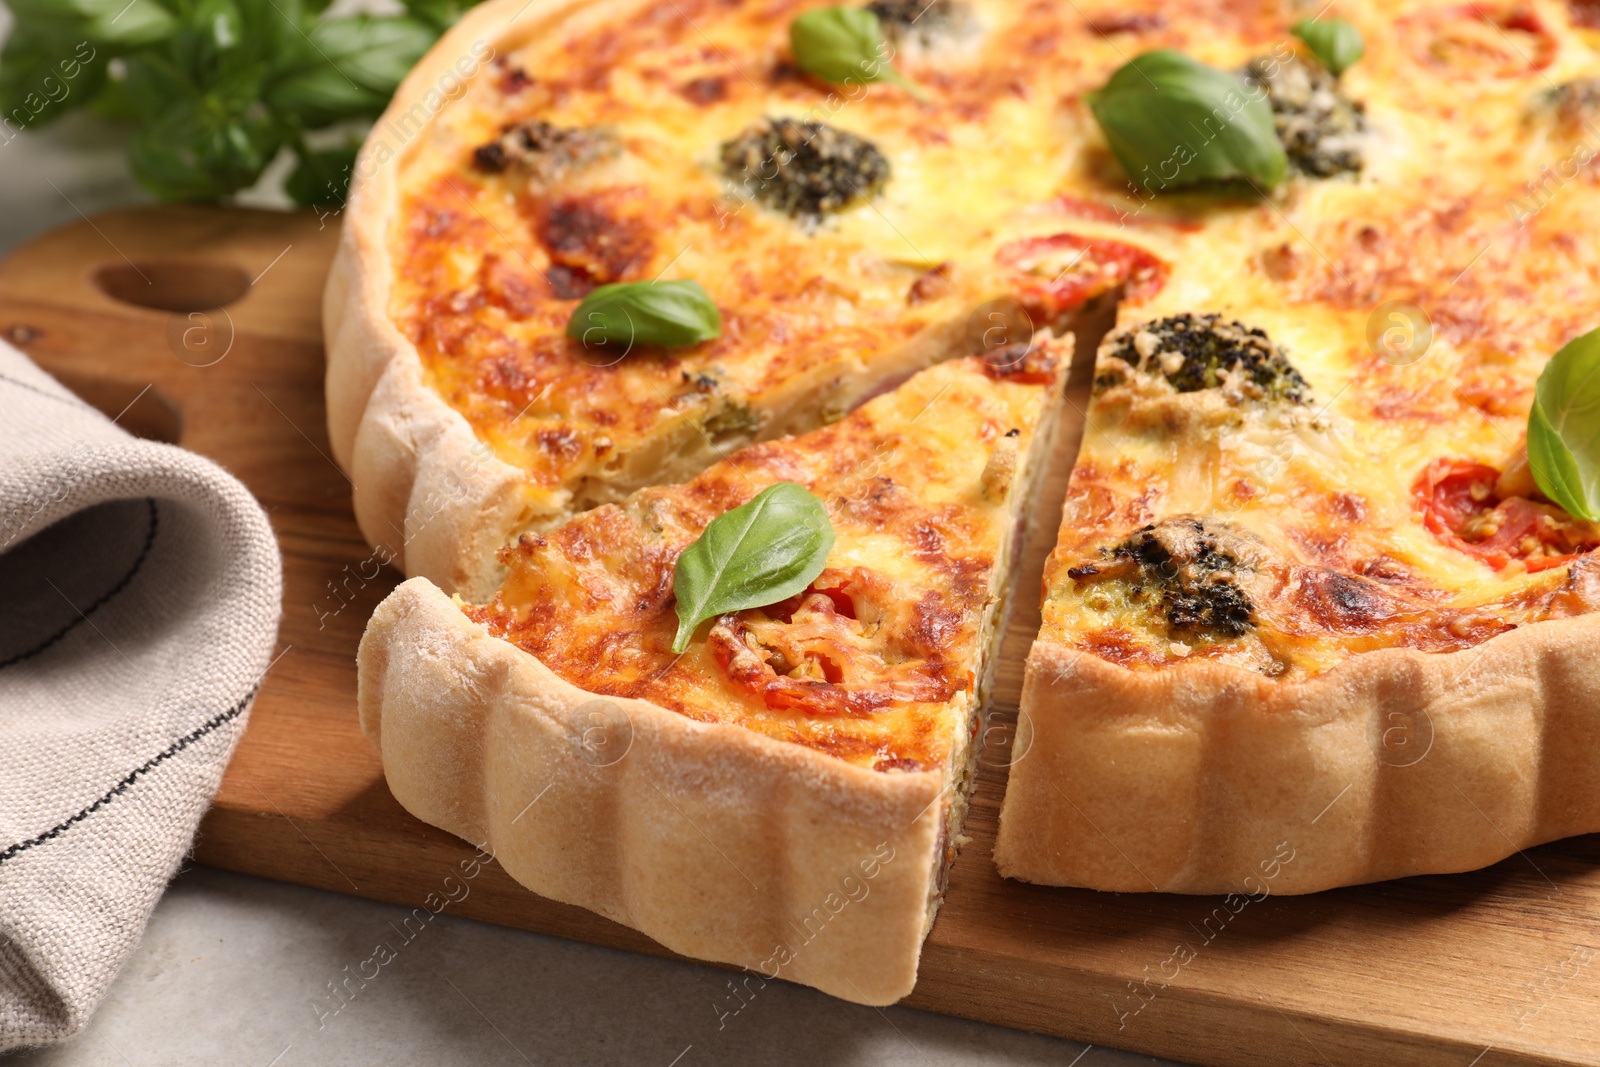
[998,617,1600,894]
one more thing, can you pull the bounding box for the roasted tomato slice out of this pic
[1048,194,1201,232]
[707,568,961,716]
[996,232,1168,319]
[1413,458,1600,572]
[977,338,1062,385]
[1402,4,1557,77]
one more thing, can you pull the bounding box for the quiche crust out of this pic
[320,0,544,602]
[327,240,530,601]
[360,576,943,1004]
[999,614,1600,895]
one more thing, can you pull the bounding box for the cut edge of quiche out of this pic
[356,348,1072,1004]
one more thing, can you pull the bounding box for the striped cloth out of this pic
[0,343,281,1050]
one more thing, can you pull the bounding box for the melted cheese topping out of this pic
[1036,0,1600,677]
[389,0,1600,695]
[389,0,1222,523]
[465,355,1056,769]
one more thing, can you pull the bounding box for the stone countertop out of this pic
[6,866,1180,1067]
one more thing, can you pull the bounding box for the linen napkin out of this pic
[0,342,282,1049]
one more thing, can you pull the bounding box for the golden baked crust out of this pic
[997,0,1600,891]
[1001,613,1600,895]
[360,576,945,1004]
[359,352,1069,1002]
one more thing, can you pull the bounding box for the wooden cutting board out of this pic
[6,204,1600,1067]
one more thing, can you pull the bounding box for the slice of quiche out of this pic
[358,346,1068,1004]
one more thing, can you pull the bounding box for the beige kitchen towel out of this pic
[0,342,282,1050]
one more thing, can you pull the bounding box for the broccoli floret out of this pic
[1540,78,1600,134]
[704,399,761,441]
[472,120,614,182]
[1097,312,1311,404]
[1068,518,1257,638]
[1243,54,1366,178]
[864,0,973,47]
[720,118,890,221]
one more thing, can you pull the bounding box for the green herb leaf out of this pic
[0,0,481,204]
[1087,49,1287,193]
[0,30,106,132]
[128,104,282,201]
[1528,328,1600,521]
[119,45,280,201]
[789,5,925,101]
[566,279,722,349]
[3,0,176,47]
[400,0,477,32]
[264,16,437,127]
[671,482,836,653]
[93,2,178,49]
[285,140,360,207]
[1291,18,1365,77]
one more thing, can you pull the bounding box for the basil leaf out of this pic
[400,0,477,32]
[128,110,281,201]
[0,0,479,205]
[265,16,437,126]
[285,140,360,207]
[123,48,281,201]
[1528,328,1600,521]
[790,5,924,100]
[1087,49,1287,193]
[4,0,176,47]
[1291,18,1365,77]
[566,279,722,349]
[0,30,105,131]
[118,51,195,119]
[672,482,836,653]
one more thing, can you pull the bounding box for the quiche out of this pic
[329,0,1600,1006]
[359,350,1070,1003]
[994,3,1600,892]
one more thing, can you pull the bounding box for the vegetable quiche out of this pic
[329,0,1600,1003]
[360,350,1069,1003]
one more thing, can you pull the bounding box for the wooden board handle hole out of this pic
[94,261,252,314]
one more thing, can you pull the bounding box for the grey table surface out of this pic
[0,112,1191,1067]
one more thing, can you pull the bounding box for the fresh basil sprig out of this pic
[566,279,722,349]
[1291,18,1365,77]
[1527,328,1600,521]
[790,5,925,101]
[0,0,478,206]
[1087,50,1287,193]
[671,482,836,653]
